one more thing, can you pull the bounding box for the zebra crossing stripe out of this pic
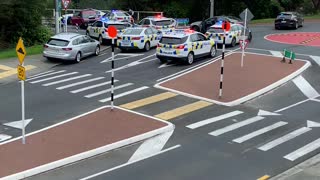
[42,74,92,86]
[99,86,149,103]
[292,75,319,99]
[27,70,66,81]
[28,70,55,78]
[270,51,283,57]
[186,111,244,129]
[70,80,118,93]
[56,77,105,90]
[233,121,288,143]
[29,72,78,84]
[284,138,320,161]
[258,127,311,151]
[0,134,12,142]
[84,83,133,98]
[208,116,265,136]
[310,55,320,66]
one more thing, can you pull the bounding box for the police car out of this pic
[102,10,134,23]
[139,16,177,33]
[117,27,162,52]
[205,23,252,47]
[156,29,216,65]
[86,20,132,44]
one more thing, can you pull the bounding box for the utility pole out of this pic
[210,0,214,17]
[55,0,60,34]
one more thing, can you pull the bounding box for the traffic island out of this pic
[155,52,311,106]
[0,106,173,179]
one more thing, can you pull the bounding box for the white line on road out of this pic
[56,77,105,90]
[26,70,66,81]
[258,127,312,151]
[0,134,12,142]
[28,70,55,78]
[70,80,118,93]
[311,98,320,103]
[79,144,181,180]
[270,51,283,57]
[309,56,320,66]
[284,138,320,161]
[274,99,311,113]
[209,116,265,136]
[292,75,319,99]
[99,86,149,103]
[186,110,244,129]
[42,74,92,86]
[85,83,133,98]
[29,72,78,84]
[233,121,288,143]
[105,58,156,73]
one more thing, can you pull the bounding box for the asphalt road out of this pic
[1,22,320,180]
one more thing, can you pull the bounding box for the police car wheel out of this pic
[186,52,194,65]
[210,46,217,58]
[231,38,236,47]
[95,46,100,56]
[98,36,103,45]
[75,52,81,63]
[144,42,150,51]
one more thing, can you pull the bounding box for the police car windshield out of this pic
[106,24,127,30]
[160,36,188,45]
[154,20,172,26]
[47,39,69,46]
[207,27,224,33]
[123,29,143,35]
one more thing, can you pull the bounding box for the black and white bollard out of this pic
[219,29,226,98]
[111,38,115,110]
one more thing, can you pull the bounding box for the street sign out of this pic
[239,8,254,22]
[62,0,71,10]
[108,26,118,38]
[17,65,26,81]
[239,40,249,50]
[222,21,230,31]
[16,37,26,65]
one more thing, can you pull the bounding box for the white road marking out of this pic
[311,98,320,103]
[186,110,244,129]
[257,110,281,116]
[284,138,320,161]
[128,130,174,162]
[85,83,133,98]
[99,86,149,103]
[42,74,92,86]
[209,116,265,136]
[275,99,311,113]
[29,72,78,84]
[56,77,105,90]
[26,70,66,81]
[158,63,175,68]
[258,127,312,151]
[105,58,156,73]
[28,70,55,78]
[270,51,283,57]
[310,55,320,66]
[79,144,181,180]
[100,53,144,62]
[0,134,12,142]
[233,121,288,143]
[307,120,320,128]
[292,75,319,98]
[3,119,33,129]
[70,80,118,93]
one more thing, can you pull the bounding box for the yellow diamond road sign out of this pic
[17,65,26,81]
[16,37,26,65]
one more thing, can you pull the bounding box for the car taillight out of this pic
[132,37,141,40]
[43,45,49,48]
[117,36,122,40]
[62,48,72,51]
[117,17,124,20]
[177,45,185,49]
[105,28,108,32]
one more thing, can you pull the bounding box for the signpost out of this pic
[108,26,117,110]
[239,8,254,67]
[16,37,27,144]
[61,0,71,32]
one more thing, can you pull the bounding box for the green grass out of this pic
[250,14,320,24]
[0,44,43,60]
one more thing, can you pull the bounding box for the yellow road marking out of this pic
[154,101,213,121]
[0,65,36,79]
[0,65,14,71]
[257,175,270,180]
[120,92,177,109]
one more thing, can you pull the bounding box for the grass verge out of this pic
[250,14,320,24]
[0,44,43,60]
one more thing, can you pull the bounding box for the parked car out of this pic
[86,20,132,44]
[71,9,100,29]
[274,12,304,30]
[138,16,177,33]
[61,13,74,25]
[102,10,134,23]
[43,33,100,63]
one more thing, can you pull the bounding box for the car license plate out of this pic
[281,20,286,23]
[122,40,131,46]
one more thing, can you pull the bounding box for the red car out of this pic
[71,9,100,29]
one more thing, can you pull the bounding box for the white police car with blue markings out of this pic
[156,29,216,65]
[139,16,177,33]
[117,27,162,52]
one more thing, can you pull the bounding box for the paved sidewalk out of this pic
[0,106,173,179]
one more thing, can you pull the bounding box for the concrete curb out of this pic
[155,52,311,106]
[1,106,174,180]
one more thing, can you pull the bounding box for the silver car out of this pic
[43,33,100,63]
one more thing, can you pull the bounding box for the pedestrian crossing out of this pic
[186,110,320,162]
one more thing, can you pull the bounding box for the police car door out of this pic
[197,33,211,54]
[88,21,97,37]
[190,34,201,56]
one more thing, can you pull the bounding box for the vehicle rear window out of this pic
[207,27,224,33]
[115,12,128,16]
[47,39,69,46]
[160,36,188,45]
[123,29,143,35]
[83,11,96,18]
[154,20,173,26]
[106,24,127,30]
[277,13,292,19]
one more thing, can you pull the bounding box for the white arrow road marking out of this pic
[0,134,12,142]
[284,138,320,161]
[128,129,174,162]
[310,55,320,66]
[258,127,312,151]
[158,63,175,68]
[307,120,320,128]
[3,119,33,129]
[257,110,281,116]
[293,75,319,99]
[270,51,283,57]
